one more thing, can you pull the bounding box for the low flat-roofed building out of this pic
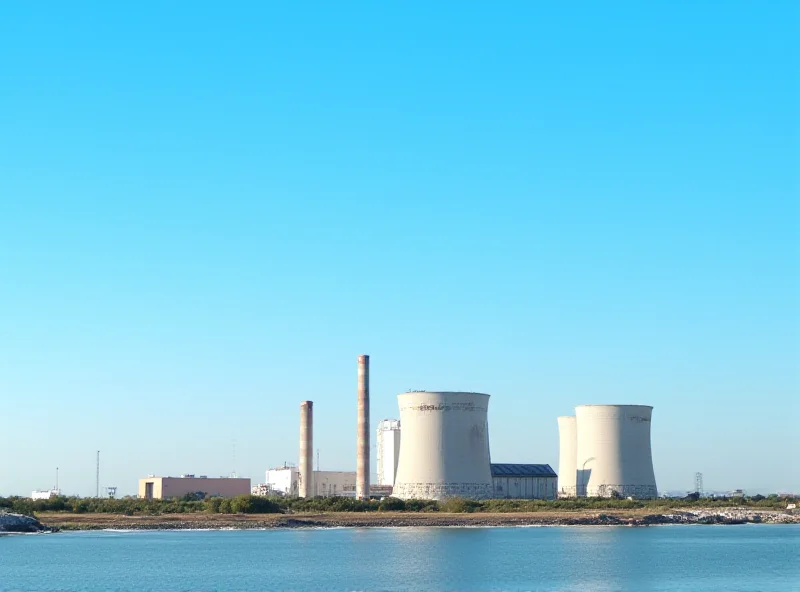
[31,489,59,500]
[265,467,358,498]
[138,475,251,500]
[491,463,558,500]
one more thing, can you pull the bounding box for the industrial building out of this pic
[558,404,658,499]
[266,466,358,498]
[491,464,557,500]
[31,489,59,500]
[138,475,251,500]
[393,391,494,500]
[376,419,401,486]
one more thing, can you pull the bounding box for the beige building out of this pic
[138,475,251,500]
[265,467,358,498]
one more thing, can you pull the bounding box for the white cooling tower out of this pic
[392,392,493,500]
[557,416,577,498]
[575,404,657,499]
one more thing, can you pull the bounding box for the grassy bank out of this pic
[3,493,797,519]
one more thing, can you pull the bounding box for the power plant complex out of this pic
[270,355,655,502]
[134,355,657,502]
[558,405,658,499]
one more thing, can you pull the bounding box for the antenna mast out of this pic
[96,451,100,497]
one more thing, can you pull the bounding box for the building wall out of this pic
[138,477,251,499]
[138,478,163,499]
[492,476,556,500]
[266,467,298,496]
[557,416,578,497]
[31,490,58,500]
[575,404,658,499]
[376,419,401,486]
[393,392,493,500]
[315,471,356,497]
[265,467,357,497]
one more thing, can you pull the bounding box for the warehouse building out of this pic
[491,464,557,500]
[138,475,251,500]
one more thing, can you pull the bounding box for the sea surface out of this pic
[2,525,798,592]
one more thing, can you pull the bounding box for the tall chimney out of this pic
[299,401,314,498]
[356,355,370,500]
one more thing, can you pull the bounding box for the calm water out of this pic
[2,525,798,591]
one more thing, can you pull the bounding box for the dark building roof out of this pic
[490,463,557,478]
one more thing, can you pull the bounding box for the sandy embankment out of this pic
[36,508,799,531]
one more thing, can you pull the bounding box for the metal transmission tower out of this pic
[106,486,118,499]
[96,451,100,498]
[694,472,704,496]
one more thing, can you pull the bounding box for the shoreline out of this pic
[35,508,800,532]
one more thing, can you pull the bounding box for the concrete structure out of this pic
[557,416,578,497]
[251,483,274,496]
[356,355,370,500]
[370,485,394,498]
[315,471,357,497]
[376,419,401,486]
[31,489,59,500]
[299,401,314,498]
[491,464,557,500]
[266,466,299,496]
[138,476,251,500]
[265,466,359,498]
[575,404,658,499]
[393,391,493,500]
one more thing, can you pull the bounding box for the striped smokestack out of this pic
[299,401,313,498]
[356,355,370,500]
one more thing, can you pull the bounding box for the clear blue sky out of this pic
[1,2,797,497]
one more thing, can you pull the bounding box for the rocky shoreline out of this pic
[0,511,52,533]
[35,508,800,532]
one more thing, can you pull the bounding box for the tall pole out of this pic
[96,451,100,498]
[299,401,314,498]
[356,354,370,500]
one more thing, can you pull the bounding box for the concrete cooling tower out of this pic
[392,392,493,500]
[557,416,577,498]
[575,404,657,499]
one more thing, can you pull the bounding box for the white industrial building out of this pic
[393,391,494,500]
[559,404,658,499]
[491,464,557,500]
[265,466,357,498]
[376,419,401,486]
[31,489,59,500]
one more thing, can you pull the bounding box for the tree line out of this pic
[1,492,796,517]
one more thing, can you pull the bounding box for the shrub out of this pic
[403,499,439,512]
[378,497,406,512]
[439,497,481,513]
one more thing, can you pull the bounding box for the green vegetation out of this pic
[1,493,796,518]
